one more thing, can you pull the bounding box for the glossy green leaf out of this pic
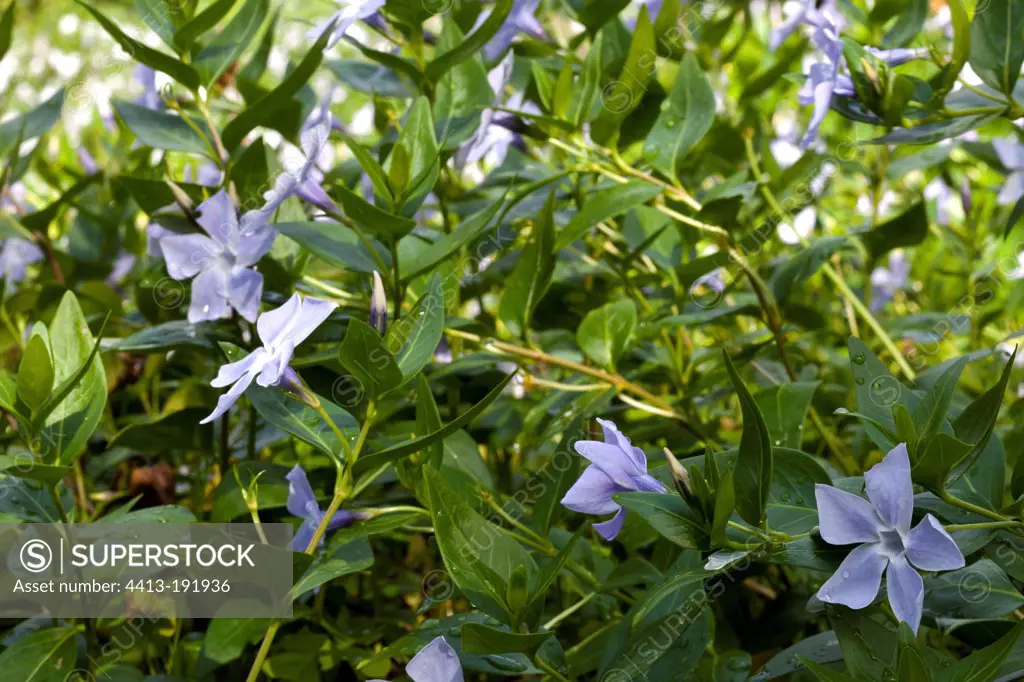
[555,180,661,250]
[576,299,637,371]
[969,0,1024,94]
[337,319,404,400]
[17,327,53,412]
[643,52,715,181]
[337,183,416,242]
[291,533,374,596]
[590,7,655,143]
[193,0,267,86]
[0,626,78,682]
[386,273,445,384]
[112,100,214,156]
[174,0,236,50]
[277,221,389,274]
[754,381,819,449]
[498,190,556,339]
[723,351,773,528]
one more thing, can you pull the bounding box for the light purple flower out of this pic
[457,54,539,168]
[308,0,387,50]
[796,22,926,148]
[479,0,546,60]
[200,293,337,423]
[869,250,909,311]
[286,464,364,550]
[561,419,667,540]
[184,162,223,187]
[625,0,662,29]
[259,115,336,216]
[815,444,965,633]
[78,148,99,174]
[106,252,136,286]
[0,238,44,283]
[369,637,463,682]
[993,138,1024,206]
[157,190,276,323]
[769,0,840,51]
[146,223,172,259]
[134,64,163,110]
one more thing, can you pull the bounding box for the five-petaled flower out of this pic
[369,636,463,682]
[479,0,546,60]
[815,443,965,633]
[561,419,666,540]
[200,293,337,424]
[157,190,276,323]
[286,464,366,551]
[258,110,337,216]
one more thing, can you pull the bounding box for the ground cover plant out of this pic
[0,0,1023,679]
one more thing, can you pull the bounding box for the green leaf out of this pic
[110,408,214,452]
[969,0,1024,94]
[531,422,581,536]
[643,52,715,181]
[112,100,214,156]
[0,89,65,157]
[386,273,445,384]
[337,319,404,400]
[924,559,1024,619]
[76,1,200,89]
[204,616,269,665]
[770,236,847,303]
[337,183,416,242]
[424,0,514,82]
[911,355,967,446]
[799,658,862,682]
[591,7,655,143]
[104,320,222,352]
[424,466,537,623]
[615,492,706,548]
[950,622,1023,682]
[827,606,898,680]
[869,114,1000,145]
[755,632,843,680]
[754,381,819,449]
[570,32,603,128]
[913,432,972,492]
[0,626,78,682]
[291,533,374,596]
[576,299,637,371]
[17,327,54,412]
[383,97,439,216]
[193,0,267,86]
[340,133,393,205]
[0,1,14,64]
[461,624,553,657]
[555,180,661,250]
[230,138,271,205]
[861,202,928,260]
[498,190,556,339]
[247,386,357,459]
[0,451,70,485]
[355,372,515,475]
[723,351,773,528]
[174,0,237,51]
[221,25,329,150]
[848,336,919,450]
[134,0,182,49]
[952,347,1016,461]
[277,221,389,274]
[37,292,107,464]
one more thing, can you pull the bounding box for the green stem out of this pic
[945,520,1023,532]
[940,491,1013,524]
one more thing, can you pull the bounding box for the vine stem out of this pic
[945,520,1022,532]
[245,402,373,682]
[445,327,714,446]
[940,491,1016,525]
[741,136,917,381]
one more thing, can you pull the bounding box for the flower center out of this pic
[879,529,906,559]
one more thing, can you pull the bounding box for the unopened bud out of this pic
[370,270,388,336]
[664,447,693,498]
[165,178,194,215]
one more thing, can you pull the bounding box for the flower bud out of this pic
[370,270,388,336]
[664,447,693,499]
[960,178,972,216]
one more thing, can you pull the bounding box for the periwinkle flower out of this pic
[157,190,276,323]
[369,270,387,336]
[201,293,337,424]
[993,138,1024,206]
[369,637,463,682]
[869,250,909,311]
[0,238,44,284]
[815,444,965,633]
[479,0,546,60]
[259,116,336,216]
[769,0,841,50]
[458,54,539,168]
[308,0,387,50]
[561,419,667,540]
[286,464,366,550]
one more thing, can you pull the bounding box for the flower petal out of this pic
[886,556,924,634]
[817,542,887,609]
[593,508,627,541]
[210,349,264,388]
[257,293,303,347]
[993,138,1024,171]
[227,267,263,323]
[997,171,1024,206]
[195,190,238,245]
[798,62,836,149]
[199,361,256,424]
[288,296,338,347]
[233,212,277,267]
[285,465,320,521]
[561,466,623,516]
[188,265,232,323]
[597,418,648,471]
[864,443,913,533]
[906,514,965,571]
[257,338,294,388]
[290,520,316,552]
[814,484,882,545]
[159,233,220,280]
[574,440,646,489]
[407,636,463,682]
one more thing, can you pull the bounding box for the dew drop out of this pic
[855,377,865,385]
[853,353,865,365]
[780,492,791,502]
